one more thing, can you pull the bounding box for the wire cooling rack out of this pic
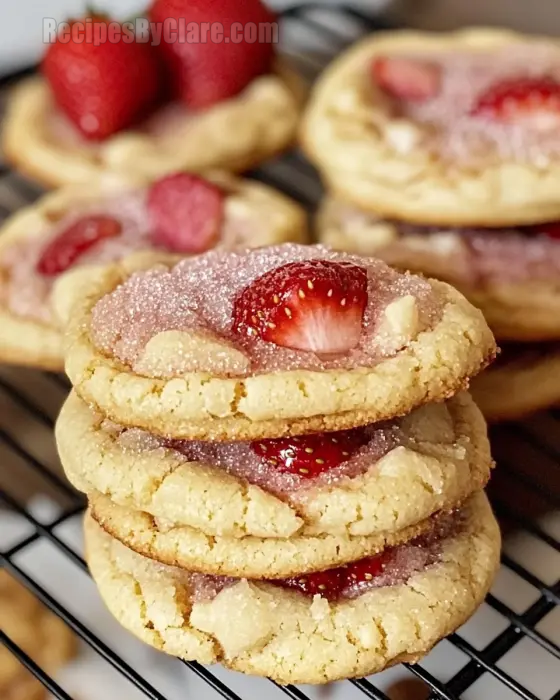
[0,5,559,700]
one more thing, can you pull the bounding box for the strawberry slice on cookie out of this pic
[37,216,123,276]
[251,428,369,477]
[372,57,441,101]
[472,76,560,130]
[232,260,368,354]
[280,551,392,601]
[147,173,224,253]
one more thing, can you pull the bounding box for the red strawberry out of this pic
[525,221,560,239]
[471,77,560,129]
[344,552,390,589]
[278,551,391,601]
[42,16,161,140]
[279,568,345,601]
[147,172,224,253]
[372,57,440,101]
[232,260,368,354]
[149,0,277,108]
[37,216,122,276]
[251,428,368,478]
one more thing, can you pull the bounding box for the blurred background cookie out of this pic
[0,570,76,700]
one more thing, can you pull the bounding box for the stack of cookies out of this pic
[303,28,560,421]
[56,243,500,684]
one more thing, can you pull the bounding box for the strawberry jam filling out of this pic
[188,509,461,603]
[373,45,560,164]
[334,201,560,287]
[108,415,410,499]
[90,245,442,376]
[0,179,260,325]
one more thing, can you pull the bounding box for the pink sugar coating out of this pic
[0,188,256,325]
[0,191,151,324]
[113,398,458,498]
[335,201,560,286]
[47,99,192,149]
[384,44,560,165]
[114,419,403,497]
[188,509,462,603]
[90,244,442,377]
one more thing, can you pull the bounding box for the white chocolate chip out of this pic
[429,232,464,255]
[346,221,398,249]
[134,329,250,378]
[397,402,455,443]
[377,295,419,350]
[384,119,422,154]
[190,581,276,656]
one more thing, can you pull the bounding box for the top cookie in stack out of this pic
[303,28,560,418]
[63,244,494,439]
[57,244,500,684]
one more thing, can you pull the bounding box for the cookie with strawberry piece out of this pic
[57,389,492,542]
[64,244,495,439]
[85,491,500,684]
[302,29,560,226]
[3,7,302,188]
[0,174,307,370]
[317,196,560,341]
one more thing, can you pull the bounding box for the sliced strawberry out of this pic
[344,551,391,588]
[232,260,368,354]
[372,56,440,101]
[37,215,122,276]
[251,428,368,478]
[278,550,392,601]
[42,16,161,140]
[147,173,224,253]
[471,77,560,129]
[279,568,345,601]
[525,221,560,239]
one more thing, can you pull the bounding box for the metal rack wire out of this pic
[0,5,559,700]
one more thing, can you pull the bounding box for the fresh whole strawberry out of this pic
[147,172,224,253]
[251,429,368,478]
[372,56,441,101]
[42,16,161,140]
[232,260,368,354]
[471,77,560,130]
[37,215,122,276]
[149,0,277,108]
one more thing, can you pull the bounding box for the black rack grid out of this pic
[0,5,559,700]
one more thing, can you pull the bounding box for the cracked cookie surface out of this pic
[64,248,495,440]
[301,29,560,227]
[58,390,491,538]
[85,491,500,684]
[88,487,448,578]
